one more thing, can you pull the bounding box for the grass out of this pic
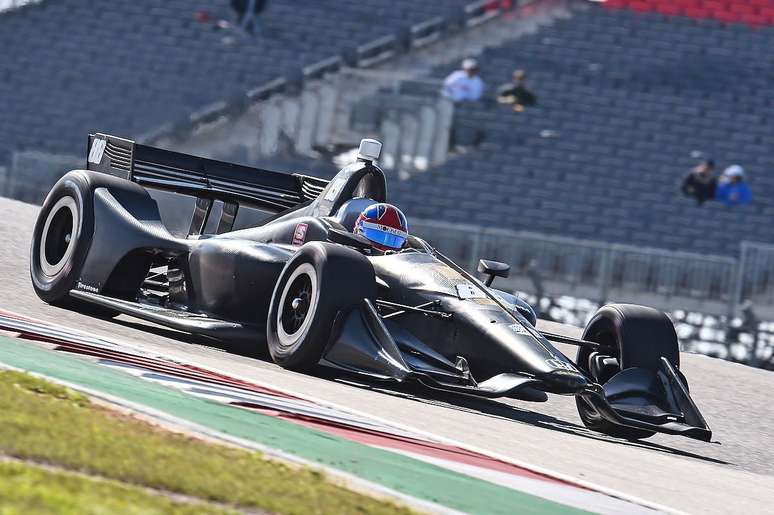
[0,370,414,515]
[0,460,231,515]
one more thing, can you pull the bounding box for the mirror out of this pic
[478,259,510,286]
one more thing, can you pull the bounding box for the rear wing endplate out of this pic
[86,133,328,214]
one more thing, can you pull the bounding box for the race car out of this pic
[30,133,711,442]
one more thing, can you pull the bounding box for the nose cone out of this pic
[538,369,588,394]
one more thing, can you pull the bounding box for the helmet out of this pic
[354,203,408,251]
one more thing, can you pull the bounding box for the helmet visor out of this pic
[360,226,406,249]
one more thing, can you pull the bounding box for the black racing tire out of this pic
[267,242,376,371]
[30,171,117,317]
[574,304,680,440]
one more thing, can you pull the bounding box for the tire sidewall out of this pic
[574,303,679,439]
[30,172,95,304]
[267,242,375,370]
[272,261,322,359]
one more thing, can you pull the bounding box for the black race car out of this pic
[30,133,711,441]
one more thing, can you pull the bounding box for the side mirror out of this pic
[478,259,510,286]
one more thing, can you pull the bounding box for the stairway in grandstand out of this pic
[387,0,774,258]
[0,0,476,200]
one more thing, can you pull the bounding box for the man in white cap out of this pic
[715,164,752,207]
[441,58,485,102]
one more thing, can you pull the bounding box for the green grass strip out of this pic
[0,369,411,515]
[0,460,232,515]
[0,336,589,514]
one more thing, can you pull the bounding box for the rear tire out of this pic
[267,242,375,370]
[575,304,680,440]
[30,171,117,317]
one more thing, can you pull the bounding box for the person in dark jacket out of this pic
[231,0,267,34]
[497,69,536,112]
[681,159,716,205]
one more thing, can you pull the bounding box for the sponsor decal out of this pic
[456,283,486,300]
[508,323,530,335]
[76,281,99,293]
[88,138,106,165]
[292,222,308,246]
[361,221,407,238]
[545,358,577,372]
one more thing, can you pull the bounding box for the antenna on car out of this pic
[357,138,382,163]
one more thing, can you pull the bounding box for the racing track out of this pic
[1,196,773,514]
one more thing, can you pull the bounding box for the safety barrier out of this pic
[410,219,751,317]
[735,242,774,312]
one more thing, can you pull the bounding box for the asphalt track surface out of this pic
[2,197,773,514]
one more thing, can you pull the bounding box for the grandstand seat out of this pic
[0,0,470,171]
[387,2,774,259]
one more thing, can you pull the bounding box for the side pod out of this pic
[321,299,547,400]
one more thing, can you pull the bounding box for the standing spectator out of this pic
[441,58,485,102]
[681,159,716,205]
[715,165,752,207]
[741,300,761,367]
[525,259,544,312]
[231,0,267,35]
[497,69,536,112]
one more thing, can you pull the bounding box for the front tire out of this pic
[575,304,680,440]
[267,242,375,370]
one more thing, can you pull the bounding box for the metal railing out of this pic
[736,242,774,312]
[410,220,746,316]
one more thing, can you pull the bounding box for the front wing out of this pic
[321,299,712,442]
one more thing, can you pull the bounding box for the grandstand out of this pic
[389,2,774,258]
[2,0,773,365]
[0,0,471,196]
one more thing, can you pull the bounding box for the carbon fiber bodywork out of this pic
[32,134,711,441]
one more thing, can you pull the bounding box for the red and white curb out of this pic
[0,308,677,514]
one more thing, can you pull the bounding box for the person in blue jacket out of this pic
[715,165,752,207]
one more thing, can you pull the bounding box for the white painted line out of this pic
[374,446,658,515]
[0,361,459,515]
[0,309,684,514]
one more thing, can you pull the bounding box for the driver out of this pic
[353,203,409,252]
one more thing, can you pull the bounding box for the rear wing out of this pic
[86,133,329,214]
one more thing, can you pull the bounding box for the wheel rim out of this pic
[276,263,319,349]
[39,196,78,277]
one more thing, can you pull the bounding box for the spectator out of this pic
[497,69,536,112]
[441,58,484,102]
[715,165,752,207]
[525,259,544,306]
[681,159,716,205]
[231,0,267,35]
[741,300,761,367]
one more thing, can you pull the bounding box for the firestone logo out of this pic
[76,281,99,293]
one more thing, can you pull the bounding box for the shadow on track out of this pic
[107,316,730,467]
[109,317,270,359]
[317,370,732,467]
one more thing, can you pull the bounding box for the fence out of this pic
[736,242,774,312]
[409,220,754,318]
